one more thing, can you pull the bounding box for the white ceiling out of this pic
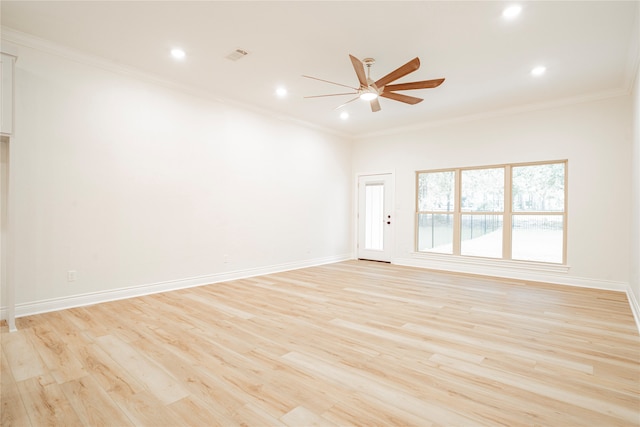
[1,1,638,137]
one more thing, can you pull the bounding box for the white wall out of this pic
[1,33,636,319]
[3,42,352,316]
[353,96,632,289]
[630,41,640,317]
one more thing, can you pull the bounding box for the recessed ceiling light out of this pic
[275,87,287,98]
[502,5,522,19]
[340,111,349,120]
[170,48,186,60]
[531,65,546,76]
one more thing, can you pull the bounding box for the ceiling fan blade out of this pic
[304,92,358,98]
[349,54,368,88]
[302,75,358,90]
[334,96,360,110]
[374,57,421,88]
[384,78,445,92]
[370,97,381,112]
[379,91,423,105]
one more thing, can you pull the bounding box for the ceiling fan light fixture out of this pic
[359,91,378,101]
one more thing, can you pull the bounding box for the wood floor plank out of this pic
[1,260,638,426]
[321,392,437,427]
[64,307,111,338]
[74,342,145,399]
[26,325,87,384]
[166,396,240,427]
[60,375,134,426]
[235,402,287,427]
[16,377,83,426]
[2,330,49,382]
[281,405,337,427]
[128,329,251,417]
[94,335,189,405]
[108,390,183,427]
[282,350,481,426]
[1,343,32,427]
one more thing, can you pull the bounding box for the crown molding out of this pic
[3,19,637,143]
[0,27,351,140]
[357,6,640,141]
[354,88,630,140]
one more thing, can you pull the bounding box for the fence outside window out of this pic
[416,160,567,264]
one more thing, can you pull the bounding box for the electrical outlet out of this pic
[67,270,77,282]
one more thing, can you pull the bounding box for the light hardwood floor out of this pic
[2,260,639,426]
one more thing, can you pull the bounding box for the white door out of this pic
[357,174,393,262]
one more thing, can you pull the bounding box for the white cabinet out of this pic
[0,53,16,136]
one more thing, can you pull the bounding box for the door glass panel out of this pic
[365,184,384,250]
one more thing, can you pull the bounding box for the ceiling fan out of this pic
[303,54,445,112]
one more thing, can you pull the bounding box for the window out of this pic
[460,167,504,258]
[417,171,455,253]
[511,163,565,263]
[416,160,566,264]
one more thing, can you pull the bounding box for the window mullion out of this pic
[503,165,512,260]
[414,172,419,252]
[563,162,568,264]
[453,169,461,255]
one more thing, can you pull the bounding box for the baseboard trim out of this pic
[626,285,640,334]
[0,254,351,320]
[393,255,627,292]
[394,255,640,332]
[4,254,636,334]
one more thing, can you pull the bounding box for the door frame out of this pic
[1,136,14,331]
[354,171,395,262]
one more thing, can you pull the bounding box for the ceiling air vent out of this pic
[226,48,249,61]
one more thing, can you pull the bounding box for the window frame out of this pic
[415,168,457,254]
[415,160,567,264]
